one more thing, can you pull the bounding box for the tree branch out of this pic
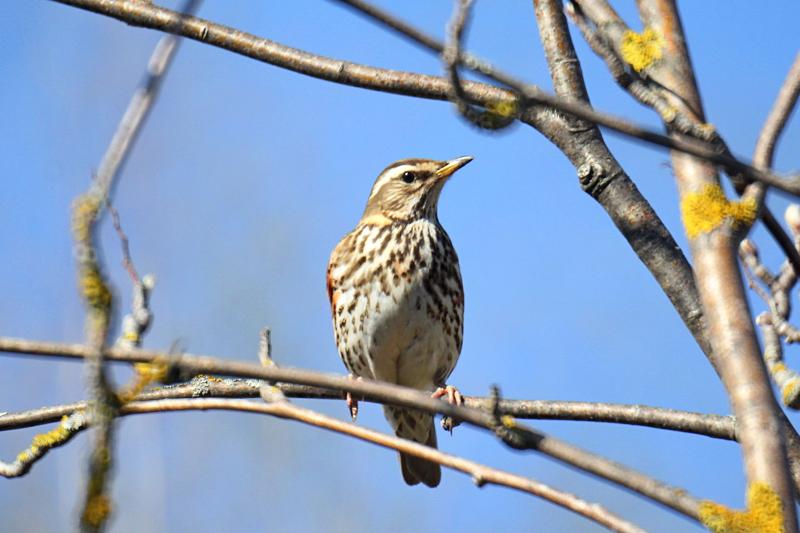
[333,0,713,379]
[754,52,800,171]
[67,2,200,528]
[0,391,644,532]
[442,0,515,130]
[0,336,702,520]
[630,1,797,529]
[566,1,800,278]
[0,377,737,440]
[49,0,800,196]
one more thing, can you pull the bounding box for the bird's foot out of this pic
[432,384,464,433]
[345,374,363,422]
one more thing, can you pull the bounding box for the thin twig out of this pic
[108,202,155,349]
[741,207,800,408]
[443,0,514,130]
[331,0,501,82]
[71,1,201,529]
[107,202,140,283]
[754,52,800,171]
[0,411,89,478]
[50,0,800,196]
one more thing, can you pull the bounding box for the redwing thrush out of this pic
[326,157,471,487]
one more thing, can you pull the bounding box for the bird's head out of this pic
[361,156,473,225]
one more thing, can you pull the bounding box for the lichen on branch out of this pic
[680,184,757,238]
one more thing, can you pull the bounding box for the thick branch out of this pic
[566,2,800,277]
[633,1,797,529]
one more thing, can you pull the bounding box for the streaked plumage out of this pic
[326,157,471,487]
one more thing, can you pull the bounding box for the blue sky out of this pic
[2,2,799,532]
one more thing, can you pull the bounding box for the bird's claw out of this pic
[432,385,464,432]
[345,374,363,422]
[346,391,359,422]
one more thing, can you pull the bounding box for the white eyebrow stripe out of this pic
[368,165,416,200]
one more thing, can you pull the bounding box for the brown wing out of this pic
[326,259,336,309]
[326,241,343,313]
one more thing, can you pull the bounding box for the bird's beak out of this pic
[436,156,474,179]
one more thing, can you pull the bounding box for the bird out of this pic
[326,156,471,487]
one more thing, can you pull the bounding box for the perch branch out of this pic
[0,378,736,440]
[0,336,701,520]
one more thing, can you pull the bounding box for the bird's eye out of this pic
[401,171,415,183]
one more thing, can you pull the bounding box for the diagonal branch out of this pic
[334,0,712,371]
[144,398,648,533]
[629,1,797,529]
[50,0,800,196]
[566,1,800,277]
[0,394,643,532]
[754,52,800,171]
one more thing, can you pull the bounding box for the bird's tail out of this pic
[383,405,441,487]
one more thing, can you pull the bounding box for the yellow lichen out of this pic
[680,184,757,238]
[487,100,517,118]
[781,378,800,408]
[117,360,169,403]
[620,27,664,72]
[772,362,787,374]
[699,482,784,533]
[31,417,72,449]
[82,495,111,528]
[16,415,73,463]
[660,105,678,122]
[500,415,517,429]
[71,194,101,243]
[80,267,112,311]
[699,123,717,136]
[15,449,34,464]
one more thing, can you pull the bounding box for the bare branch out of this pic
[754,52,800,170]
[0,411,89,478]
[628,1,797,528]
[443,0,514,130]
[0,377,737,440]
[332,0,506,84]
[69,1,200,528]
[49,0,800,195]
[757,314,800,409]
[741,209,800,410]
[0,336,702,519]
[108,203,155,350]
[567,0,800,281]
